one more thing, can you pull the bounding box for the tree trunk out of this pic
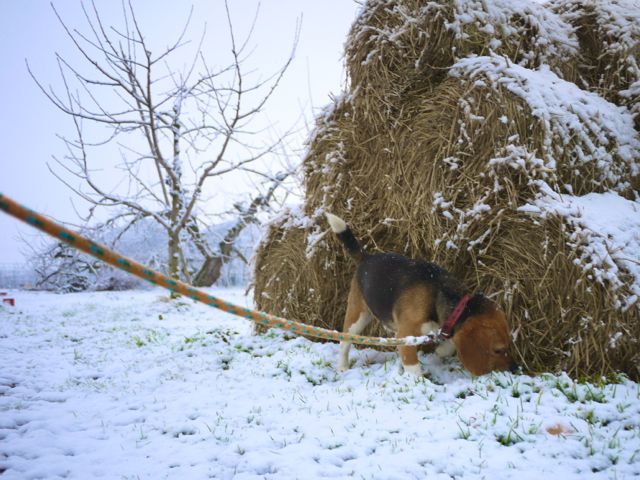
[191,175,287,287]
[167,102,184,284]
[192,256,223,287]
[191,225,237,286]
[167,233,180,280]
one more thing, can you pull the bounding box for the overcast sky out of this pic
[0,1,360,265]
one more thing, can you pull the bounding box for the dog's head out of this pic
[452,299,516,376]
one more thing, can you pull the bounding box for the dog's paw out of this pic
[336,361,350,372]
[435,339,456,358]
[402,363,423,377]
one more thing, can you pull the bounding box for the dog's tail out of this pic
[325,213,364,262]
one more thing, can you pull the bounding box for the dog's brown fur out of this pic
[327,213,516,377]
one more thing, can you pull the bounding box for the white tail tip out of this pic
[325,212,347,233]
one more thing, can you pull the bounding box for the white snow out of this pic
[620,78,640,119]
[552,0,640,58]
[449,55,640,191]
[446,0,579,65]
[2,289,640,479]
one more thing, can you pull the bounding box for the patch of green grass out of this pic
[511,382,521,398]
[233,344,252,354]
[496,428,524,447]
[457,419,472,440]
[582,385,607,403]
[616,402,630,413]
[555,379,609,404]
[132,329,166,348]
[325,442,344,450]
[457,426,471,440]
[276,360,292,379]
[490,373,512,389]
[582,409,596,425]
[527,422,541,435]
[555,380,579,403]
[577,372,627,387]
[456,388,474,399]
[490,404,500,426]
[312,358,333,369]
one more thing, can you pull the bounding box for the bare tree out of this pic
[29,1,298,285]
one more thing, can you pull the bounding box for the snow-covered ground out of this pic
[1,289,639,479]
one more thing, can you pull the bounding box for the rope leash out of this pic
[0,193,443,347]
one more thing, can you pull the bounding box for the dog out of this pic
[326,212,517,377]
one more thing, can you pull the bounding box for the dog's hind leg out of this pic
[337,278,372,372]
[338,311,372,372]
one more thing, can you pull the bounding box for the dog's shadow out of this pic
[354,349,470,384]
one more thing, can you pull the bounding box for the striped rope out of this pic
[0,193,442,347]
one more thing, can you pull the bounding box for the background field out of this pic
[1,289,639,479]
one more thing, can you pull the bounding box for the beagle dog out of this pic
[326,213,517,377]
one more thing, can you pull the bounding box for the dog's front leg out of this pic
[398,345,422,376]
[397,323,422,376]
[395,308,425,376]
[421,321,456,358]
[435,340,456,358]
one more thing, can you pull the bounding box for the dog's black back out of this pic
[356,253,464,324]
[326,213,480,326]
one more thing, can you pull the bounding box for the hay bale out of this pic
[254,0,640,379]
[515,189,640,378]
[550,0,640,128]
[255,208,640,379]
[445,56,639,194]
[253,210,328,328]
[624,80,640,130]
[346,0,580,118]
[305,56,638,230]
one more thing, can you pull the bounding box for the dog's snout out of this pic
[509,361,520,374]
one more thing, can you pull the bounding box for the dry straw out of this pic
[345,0,581,120]
[254,0,640,379]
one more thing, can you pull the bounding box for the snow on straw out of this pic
[450,55,640,190]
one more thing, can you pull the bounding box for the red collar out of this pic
[440,294,472,339]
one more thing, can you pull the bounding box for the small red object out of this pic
[440,294,472,339]
[2,298,15,307]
